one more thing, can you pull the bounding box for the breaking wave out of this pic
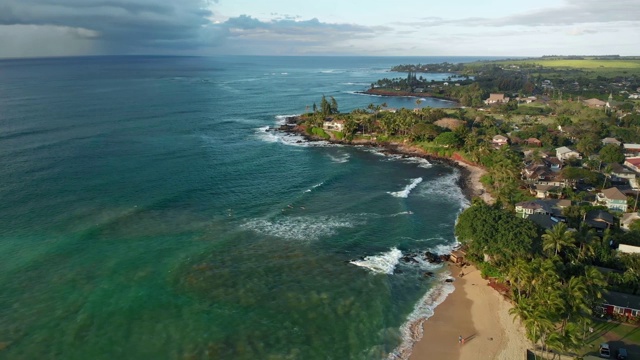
[349,248,403,275]
[387,273,456,360]
[241,215,362,241]
[389,178,423,198]
[417,171,469,209]
[328,153,350,163]
[304,182,325,193]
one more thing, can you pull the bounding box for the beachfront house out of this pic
[515,199,570,219]
[484,93,509,105]
[323,120,344,132]
[595,187,628,212]
[601,291,640,319]
[556,146,582,162]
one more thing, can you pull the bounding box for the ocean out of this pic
[0,55,491,359]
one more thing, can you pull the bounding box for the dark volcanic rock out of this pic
[424,251,442,264]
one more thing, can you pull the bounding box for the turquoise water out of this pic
[0,56,488,359]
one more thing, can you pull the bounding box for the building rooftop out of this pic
[601,187,628,201]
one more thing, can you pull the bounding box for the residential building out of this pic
[556,146,582,162]
[585,210,614,233]
[624,157,640,172]
[484,93,509,104]
[583,98,607,108]
[596,187,628,212]
[323,120,344,132]
[601,291,640,319]
[526,138,542,147]
[610,163,636,182]
[515,199,570,218]
[623,144,640,158]
[621,213,640,231]
[601,137,622,146]
[492,135,509,147]
[618,244,640,254]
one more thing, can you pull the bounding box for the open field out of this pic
[469,58,640,77]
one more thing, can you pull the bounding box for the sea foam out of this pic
[241,215,361,241]
[388,178,423,198]
[349,248,403,275]
[417,171,469,209]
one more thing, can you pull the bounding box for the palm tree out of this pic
[542,223,576,257]
[575,227,596,261]
[508,258,532,298]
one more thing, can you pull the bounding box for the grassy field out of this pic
[471,57,640,77]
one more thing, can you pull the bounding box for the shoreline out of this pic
[410,265,530,360]
[275,121,517,359]
[278,121,494,204]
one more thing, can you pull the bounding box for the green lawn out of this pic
[579,319,640,359]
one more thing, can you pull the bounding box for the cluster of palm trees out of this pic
[507,222,607,357]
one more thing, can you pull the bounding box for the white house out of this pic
[556,146,582,162]
[619,244,640,254]
[323,120,344,132]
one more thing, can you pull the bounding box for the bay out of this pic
[0,55,494,359]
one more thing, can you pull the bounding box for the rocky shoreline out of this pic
[275,116,490,203]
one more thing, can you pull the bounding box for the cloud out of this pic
[0,0,216,54]
[211,15,389,54]
[405,0,640,28]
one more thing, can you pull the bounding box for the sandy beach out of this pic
[409,265,530,360]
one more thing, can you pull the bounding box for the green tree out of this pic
[434,132,461,147]
[542,223,576,257]
[599,144,625,164]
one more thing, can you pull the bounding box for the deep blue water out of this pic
[0,56,491,359]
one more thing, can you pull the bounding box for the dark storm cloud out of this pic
[221,15,387,40]
[0,0,215,52]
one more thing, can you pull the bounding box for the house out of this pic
[610,163,636,181]
[596,187,628,212]
[516,96,537,104]
[618,244,640,254]
[544,157,563,171]
[583,98,607,108]
[492,135,509,147]
[601,137,622,147]
[484,93,510,104]
[624,157,640,172]
[585,210,615,232]
[515,199,570,218]
[526,138,542,147]
[556,146,582,162]
[623,144,640,158]
[601,291,640,318]
[532,184,562,199]
[620,213,640,231]
[323,120,344,132]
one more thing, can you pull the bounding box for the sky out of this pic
[0,0,639,58]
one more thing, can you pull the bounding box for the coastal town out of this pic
[282,57,640,360]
